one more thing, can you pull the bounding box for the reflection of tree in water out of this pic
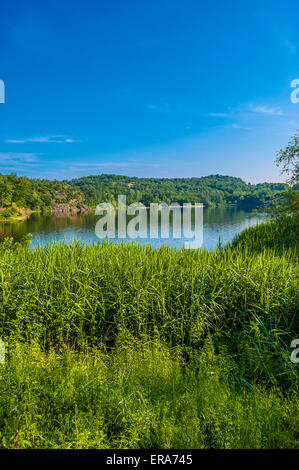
[204,206,248,224]
[0,220,26,243]
[0,212,92,239]
[0,207,267,247]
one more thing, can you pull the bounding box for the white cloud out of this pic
[250,105,284,116]
[215,123,251,131]
[209,112,230,118]
[229,123,251,130]
[0,152,40,162]
[5,135,79,144]
[147,103,173,113]
[70,161,161,171]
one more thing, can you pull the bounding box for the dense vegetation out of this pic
[0,173,85,211]
[231,215,299,254]
[1,341,297,449]
[0,216,298,448]
[273,131,299,219]
[70,174,287,207]
[0,172,287,214]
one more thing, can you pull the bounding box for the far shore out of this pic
[0,204,206,222]
[0,208,38,223]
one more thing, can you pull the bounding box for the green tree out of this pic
[275,131,299,218]
[276,131,299,185]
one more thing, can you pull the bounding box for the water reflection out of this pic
[0,207,268,250]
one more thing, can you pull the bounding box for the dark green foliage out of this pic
[0,172,287,211]
[274,131,299,218]
[0,233,32,249]
[0,207,20,219]
[276,131,299,186]
[231,215,299,254]
[0,173,84,210]
[0,341,297,449]
[70,173,287,208]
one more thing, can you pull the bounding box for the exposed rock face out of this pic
[55,193,67,200]
[52,198,89,214]
[52,203,79,214]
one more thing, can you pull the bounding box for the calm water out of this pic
[0,207,268,249]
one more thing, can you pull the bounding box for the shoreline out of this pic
[0,203,266,223]
[0,208,39,223]
[0,206,90,223]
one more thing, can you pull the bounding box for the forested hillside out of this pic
[0,173,85,212]
[0,172,288,212]
[70,174,287,207]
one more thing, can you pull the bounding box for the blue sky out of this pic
[0,0,298,182]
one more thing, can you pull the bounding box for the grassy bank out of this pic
[231,215,299,254]
[0,341,297,449]
[0,216,298,448]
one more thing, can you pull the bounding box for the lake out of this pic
[0,206,268,249]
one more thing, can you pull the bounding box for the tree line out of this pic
[70,174,287,208]
[0,172,289,211]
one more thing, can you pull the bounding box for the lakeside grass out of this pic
[0,216,298,448]
[0,340,297,449]
[231,215,299,254]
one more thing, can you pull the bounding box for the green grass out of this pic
[0,341,297,449]
[230,214,299,254]
[0,216,298,448]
